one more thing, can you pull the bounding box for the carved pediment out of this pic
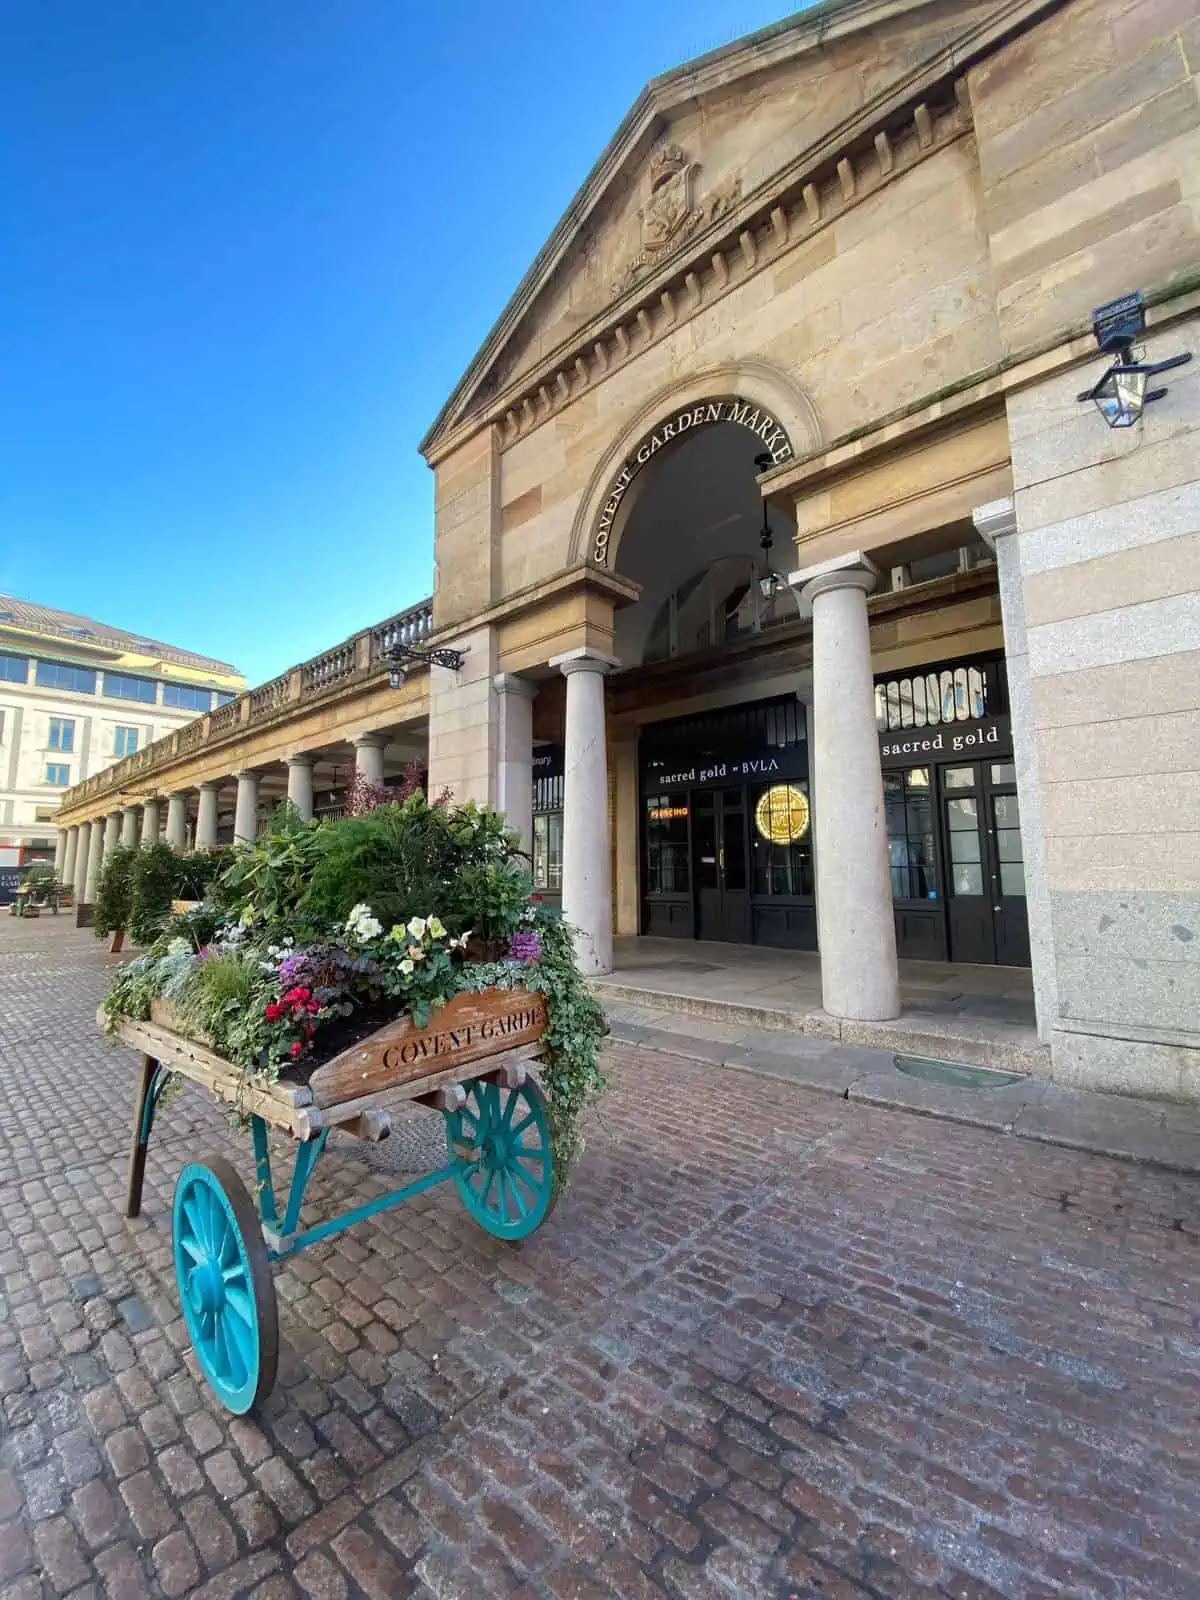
[420,0,1036,462]
[609,142,741,298]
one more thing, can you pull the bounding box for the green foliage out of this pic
[93,846,135,939]
[175,847,230,899]
[210,803,327,932]
[299,793,526,935]
[523,912,607,1180]
[130,843,180,945]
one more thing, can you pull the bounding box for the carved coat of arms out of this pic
[612,142,740,296]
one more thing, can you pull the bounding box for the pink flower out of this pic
[289,1041,303,1058]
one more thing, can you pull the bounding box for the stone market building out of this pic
[52,0,1200,1099]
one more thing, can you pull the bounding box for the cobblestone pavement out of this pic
[2,919,1200,1600]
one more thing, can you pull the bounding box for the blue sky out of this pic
[2,1,794,686]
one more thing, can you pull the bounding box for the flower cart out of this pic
[107,984,555,1414]
[99,793,605,1416]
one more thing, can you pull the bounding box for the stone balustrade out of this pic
[57,596,433,815]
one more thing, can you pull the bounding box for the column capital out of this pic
[550,648,620,678]
[972,495,1018,549]
[198,780,223,794]
[492,673,538,700]
[788,551,880,604]
[351,732,388,751]
[285,751,319,769]
[233,769,260,782]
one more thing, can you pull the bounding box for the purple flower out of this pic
[508,930,542,963]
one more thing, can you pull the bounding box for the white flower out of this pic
[407,945,425,962]
[449,929,471,951]
[345,903,382,942]
[398,958,414,976]
[407,916,427,940]
[427,916,446,940]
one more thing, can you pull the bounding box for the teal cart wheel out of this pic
[446,1077,555,1241]
[173,1156,278,1414]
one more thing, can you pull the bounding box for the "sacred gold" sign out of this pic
[309,987,548,1108]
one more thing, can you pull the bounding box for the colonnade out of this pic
[55,731,400,903]
[494,554,899,1019]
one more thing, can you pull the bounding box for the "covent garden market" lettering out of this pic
[592,399,793,565]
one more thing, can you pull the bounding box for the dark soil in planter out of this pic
[277,1001,400,1085]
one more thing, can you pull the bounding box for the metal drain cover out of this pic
[894,1055,1024,1090]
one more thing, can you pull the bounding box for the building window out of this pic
[102,671,157,704]
[48,717,75,752]
[163,682,213,712]
[114,726,139,757]
[874,659,1001,732]
[35,659,96,694]
[0,652,29,684]
[532,770,563,893]
[215,691,236,706]
[644,793,690,894]
[883,768,937,900]
[45,763,70,786]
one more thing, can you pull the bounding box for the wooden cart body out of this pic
[105,986,555,1413]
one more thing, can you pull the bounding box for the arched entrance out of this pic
[602,403,816,949]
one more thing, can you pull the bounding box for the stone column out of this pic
[54,829,68,876]
[73,822,91,902]
[492,675,536,851]
[196,782,221,850]
[550,649,616,975]
[103,812,121,865]
[140,798,161,848]
[120,806,139,848]
[62,826,79,887]
[165,792,188,851]
[973,495,1055,1041]
[352,733,387,788]
[793,553,899,1021]
[233,771,260,845]
[286,754,317,822]
[81,820,101,903]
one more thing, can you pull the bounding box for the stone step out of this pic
[592,977,1050,1077]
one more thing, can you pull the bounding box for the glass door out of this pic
[692,787,751,942]
[987,764,1030,966]
[941,762,1030,966]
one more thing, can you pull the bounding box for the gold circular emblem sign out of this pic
[755,784,810,845]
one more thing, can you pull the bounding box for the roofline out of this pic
[418,0,942,457]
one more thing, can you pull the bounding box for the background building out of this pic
[0,595,243,861]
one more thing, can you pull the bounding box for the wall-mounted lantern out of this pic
[1077,291,1191,429]
[387,642,464,690]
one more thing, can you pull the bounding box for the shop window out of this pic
[876,659,995,732]
[45,763,69,786]
[114,726,139,757]
[645,794,690,893]
[532,813,563,893]
[750,782,813,897]
[48,717,75,752]
[883,769,936,900]
[0,652,29,684]
[35,659,96,694]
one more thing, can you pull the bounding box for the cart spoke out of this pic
[179,1232,206,1264]
[510,1110,537,1138]
[223,1305,255,1374]
[480,1166,498,1213]
[500,1088,518,1130]
[182,1195,210,1255]
[504,1170,530,1219]
[224,1284,255,1327]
